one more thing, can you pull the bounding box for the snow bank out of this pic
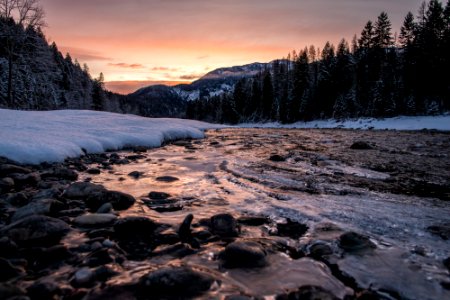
[0,109,223,164]
[239,115,450,131]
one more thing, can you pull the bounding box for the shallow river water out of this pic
[73,128,450,299]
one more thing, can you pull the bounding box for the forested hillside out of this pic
[0,3,125,112]
[187,0,450,124]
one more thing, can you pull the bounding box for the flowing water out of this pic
[74,128,450,299]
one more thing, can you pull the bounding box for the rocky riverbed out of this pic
[0,128,449,299]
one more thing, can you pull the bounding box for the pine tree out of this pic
[374,12,393,48]
[359,21,375,49]
[399,12,416,47]
[261,71,274,120]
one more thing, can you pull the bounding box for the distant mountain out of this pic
[123,62,272,118]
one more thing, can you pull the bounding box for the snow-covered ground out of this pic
[1,109,449,164]
[0,109,222,164]
[239,115,450,131]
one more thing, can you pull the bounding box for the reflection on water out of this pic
[76,128,450,299]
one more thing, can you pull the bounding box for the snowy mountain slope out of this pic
[128,62,273,106]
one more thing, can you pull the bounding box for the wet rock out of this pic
[238,215,270,226]
[155,176,179,182]
[27,279,61,300]
[269,154,286,162]
[339,232,376,252]
[11,199,65,222]
[85,248,116,267]
[41,167,78,181]
[152,243,198,258]
[58,208,85,217]
[32,187,63,200]
[64,182,105,199]
[276,285,339,300]
[138,266,214,297]
[307,242,333,259]
[11,172,40,187]
[114,216,157,238]
[0,177,14,193]
[0,283,26,299]
[350,141,373,150]
[427,223,450,240]
[74,214,117,228]
[128,171,143,179]
[86,190,135,211]
[86,168,101,175]
[210,213,239,237]
[150,204,184,213]
[0,258,25,281]
[0,164,31,177]
[274,219,308,239]
[96,202,113,214]
[72,267,96,287]
[178,214,193,242]
[443,257,450,272]
[148,191,171,200]
[225,295,260,300]
[0,237,18,257]
[221,241,268,268]
[6,192,29,206]
[0,215,70,246]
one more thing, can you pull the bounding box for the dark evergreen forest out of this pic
[187,0,450,124]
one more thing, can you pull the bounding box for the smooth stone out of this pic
[178,214,194,242]
[275,219,308,239]
[128,171,143,179]
[350,141,373,150]
[64,182,105,199]
[6,192,29,206]
[86,168,101,175]
[238,216,270,226]
[96,202,113,214]
[41,167,78,181]
[11,199,65,222]
[0,177,14,192]
[269,154,286,162]
[221,241,268,268]
[74,214,117,228]
[86,190,135,211]
[148,191,171,200]
[0,215,70,246]
[307,242,334,259]
[139,266,214,297]
[0,164,31,177]
[427,223,450,240]
[155,176,179,182]
[114,216,157,238]
[27,279,61,300]
[339,231,376,252]
[210,213,239,237]
[73,267,95,286]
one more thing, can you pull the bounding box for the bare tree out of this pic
[0,0,45,106]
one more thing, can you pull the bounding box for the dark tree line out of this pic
[0,0,124,111]
[187,1,450,124]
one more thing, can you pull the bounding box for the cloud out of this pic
[197,55,209,60]
[179,74,202,80]
[58,46,111,61]
[108,63,144,69]
[150,66,179,72]
[104,80,189,95]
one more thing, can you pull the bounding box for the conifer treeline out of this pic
[187,0,450,123]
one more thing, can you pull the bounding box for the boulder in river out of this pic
[138,266,215,297]
[86,190,135,211]
[210,213,239,237]
[0,215,70,246]
[73,213,117,228]
[338,231,376,252]
[64,182,105,199]
[221,241,268,268]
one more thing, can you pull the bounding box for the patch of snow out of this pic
[238,115,450,131]
[0,109,222,164]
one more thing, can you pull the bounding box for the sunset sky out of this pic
[41,0,423,94]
